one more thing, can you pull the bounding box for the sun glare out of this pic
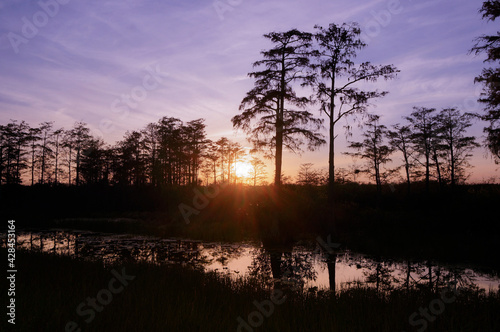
[234,161,254,178]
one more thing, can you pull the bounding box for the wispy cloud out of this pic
[0,0,496,179]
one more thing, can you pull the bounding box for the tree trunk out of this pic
[76,147,80,186]
[270,251,282,279]
[6,148,11,184]
[406,260,411,292]
[16,143,21,184]
[213,161,217,185]
[327,253,336,292]
[404,149,411,194]
[433,148,442,187]
[41,133,47,184]
[54,137,59,184]
[275,113,283,186]
[68,146,72,186]
[31,143,35,186]
[425,150,430,192]
[450,132,455,187]
[327,72,336,205]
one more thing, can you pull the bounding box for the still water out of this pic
[3,229,499,292]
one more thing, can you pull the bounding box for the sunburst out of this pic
[234,161,253,178]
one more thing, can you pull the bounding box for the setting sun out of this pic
[234,161,254,178]
[2,0,500,330]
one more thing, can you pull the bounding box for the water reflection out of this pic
[247,246,317,291]
[2,229,499,293]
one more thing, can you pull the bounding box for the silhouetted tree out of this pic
[62,129,74,185]
[249,156,267,186]
[200,161,212,186]
[215,137,229,182]
[405,107,437,192]
[141,122,160,186]
[334,167,350,184]
[204,140,220,184]
[157,117,184,185]
[296,163,322,186]
[227,141,244,184]
[68,122,91,186]
[27,126,41,186]
[311,23,398,206]
[430,120,446,188]
[182,119,208,185]
[346,114,393,196]
[80,138,107,184]
[436,108,479,186]
[387,124,415,193]
[0,120,29,185]
[38,121,54,184]
[52,128,64,185]
[232,29,325,186]
[471,0,500,162]
[363,260,397,292]
[116,131,146,186]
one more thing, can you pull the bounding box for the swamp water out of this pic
[3,229,499,293]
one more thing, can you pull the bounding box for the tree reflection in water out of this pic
[4,230,498,294]
[247,245,317,291]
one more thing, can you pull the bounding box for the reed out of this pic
[3,249,499,332]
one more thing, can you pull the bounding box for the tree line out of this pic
[2,3,498,190]
[295,107,478,192]
[0,117,267,187]
[233,6,500,208]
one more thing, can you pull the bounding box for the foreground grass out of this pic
[2,249,499,332]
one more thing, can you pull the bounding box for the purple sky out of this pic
[0,0,498,182]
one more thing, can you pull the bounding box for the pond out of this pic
[3,229,499,293]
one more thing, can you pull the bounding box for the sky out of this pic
[0,0,499,182]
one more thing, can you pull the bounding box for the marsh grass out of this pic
[2,249,499,332]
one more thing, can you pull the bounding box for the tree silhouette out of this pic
[471,0,500,162]
[204,140,220,184]
[81,138,108,185]
[183,119,208,185]
[157,117,184,185]
[249,156,267,186]
[116,131,145,185]
[345,114,393,196]
[0,121,29,185]
[436,108,479,186]
[38,121,54,184]
[232,29,325,186]
[67,122,91,186]
[52,128,64,185]
[215,137,229,182]
[227,141,243,184]
[405,107,437,192]
[61,128,77,186]
[28,125,41,186]
[296,163,322,186]
[387,124,415,193]
[311,23,398,207]
[141,122,160,186]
